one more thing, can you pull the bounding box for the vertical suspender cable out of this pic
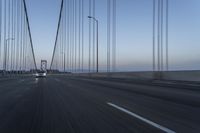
[58,15,60,70]
[61,1,64,71]
[61,6,64,71]
[16,0,19,71]
[22,7,24,71]
[69,0,72,72]
[70,0,73,71]
[89,0,91,73]
[66,0,69,71]
[78,0,81,72]
[153,0,156,71]
[157,0,160,72]
[59,10,62,71]
[20,0,23,71]
[64,0,67,72]
[24,21,27,71]
[57,21,59,70]
[74,0,77,72]
[6,0,11,71]
[67,0,70,72]
[23,0,26,71]
[72,0,74,72]
[107,0,110,73]
[0,0,2,69]
[4,0,6,71]
[166,0,169,71]
[63,3,65,72]
[64,1,66,72]
[22,0,25,71]
[59,14,62,71]
[11,0,14,71]
[13,0,16,71]
[92,0,96,72]
[23,8,26,71]
[112,0,116,72]
[81,0,84,72]
[160,0,163,71]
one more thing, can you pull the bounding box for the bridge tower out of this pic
[41,60,47,71]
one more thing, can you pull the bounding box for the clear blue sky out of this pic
[26,0,200,71]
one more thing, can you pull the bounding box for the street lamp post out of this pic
[88,16,99,73]
[4,38,15,74]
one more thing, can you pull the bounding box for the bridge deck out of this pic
[0,75,199,133]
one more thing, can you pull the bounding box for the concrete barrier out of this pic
[72,70,200,82]
[0,73,35,81]
[162,71,200,82]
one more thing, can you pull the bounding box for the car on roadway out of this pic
[35,71,47,78]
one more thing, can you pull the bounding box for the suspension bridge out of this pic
[0,0,200,133]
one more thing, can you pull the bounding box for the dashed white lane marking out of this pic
[107,102,176,133]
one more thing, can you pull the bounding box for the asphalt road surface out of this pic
[0,75,200,133]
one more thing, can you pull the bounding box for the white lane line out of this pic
[107,102,176,133]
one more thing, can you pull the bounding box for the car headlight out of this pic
[43,73,46,76]
[36,73,39,76]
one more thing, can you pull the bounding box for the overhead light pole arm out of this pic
[88,16,99,73]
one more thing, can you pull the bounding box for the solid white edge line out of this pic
[107,102,176,133]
